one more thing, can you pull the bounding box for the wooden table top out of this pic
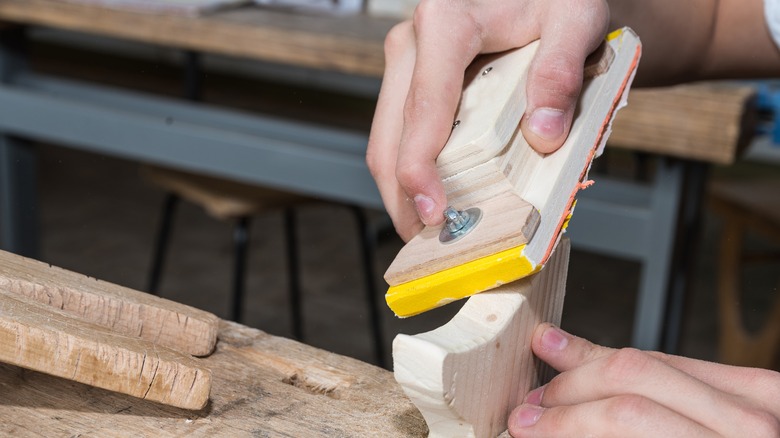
[0,320,428,437]
[0,1,757,163]
[0,0,395,77]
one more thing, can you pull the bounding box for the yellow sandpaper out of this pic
[385,245,540,318]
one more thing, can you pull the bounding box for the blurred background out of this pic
[2,1,779,372]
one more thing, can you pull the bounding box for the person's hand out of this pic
[366,0,610,241]
[509,323,780,437]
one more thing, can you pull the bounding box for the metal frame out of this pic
[0,28,704,352]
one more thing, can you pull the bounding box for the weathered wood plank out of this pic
[0,290,212,410]
[0,250,219,357]
[0,0,393,77]
[0,321,428,436]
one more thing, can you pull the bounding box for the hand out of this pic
[509,324,780,437]
[366,0,609,241]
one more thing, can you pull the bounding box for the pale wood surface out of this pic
[0,250,219,357]
[0,290,212,410]
[0,320,428,437]
[393,239,570,438]
[608,83,756,165]
[0,0,393,76]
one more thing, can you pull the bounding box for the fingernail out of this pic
[528,108,565,140]
[524,385,545,405]
[512,405,544,428]
[414,194,435,225]
[541,326,569,351]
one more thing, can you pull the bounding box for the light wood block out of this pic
[394,239,569,437]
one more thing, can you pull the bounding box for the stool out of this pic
[709,179,780,369]
[141,165,386,366]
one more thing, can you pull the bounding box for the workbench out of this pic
[0,319,427,436]
[0,0,756,353]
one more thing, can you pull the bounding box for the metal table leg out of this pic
[0,27,38,257]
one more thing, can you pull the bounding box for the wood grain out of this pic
[0,290,211,410]
[393,239,569,437]
[608,84,756,165]
[0,321,428,436]
[0,0,394,77]
[0,250,219,357]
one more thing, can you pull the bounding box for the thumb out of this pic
[521,8,609,154]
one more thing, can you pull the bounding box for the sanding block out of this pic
[384,28,642,317]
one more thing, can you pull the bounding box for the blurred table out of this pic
[0,0,757,352]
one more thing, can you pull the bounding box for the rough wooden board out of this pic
[608,83,756,165]
[393,239,569,438]
[0,290,211,410]
[0,0,392,77]
[0,250,219,357]
[0,321,428,437]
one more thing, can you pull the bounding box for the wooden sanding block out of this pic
[0,250,219,410]
[384,28,642,317]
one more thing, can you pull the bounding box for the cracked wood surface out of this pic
[0,321,427,437]
[0,250,219,357]
[0,290,211,410]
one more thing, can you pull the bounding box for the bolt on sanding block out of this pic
[384,28,642,318]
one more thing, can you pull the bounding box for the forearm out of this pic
[609,0,780,85]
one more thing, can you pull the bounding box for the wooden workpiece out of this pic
[394,239,569,437]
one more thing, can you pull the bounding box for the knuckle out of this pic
[530,55,584,102]
[411,0,442,31]
[383,21,413,61]
[602,348,653,386]
[395,160,423,189]
[603,394,654,427]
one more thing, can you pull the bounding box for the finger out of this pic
[508,397,718,437]
[645,351,780,416]
[531,323,614,372]
[533,341,763,437]
[520,0,609,153]
[394,1,484,226]
[366,21,424,241]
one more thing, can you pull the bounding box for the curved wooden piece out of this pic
[393,239,570,437]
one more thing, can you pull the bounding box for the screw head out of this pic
[439,207,482,244]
